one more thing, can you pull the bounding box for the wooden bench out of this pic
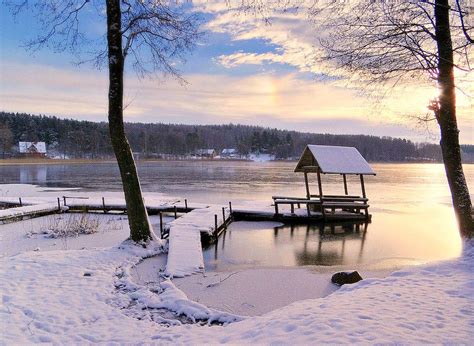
[273,195,370,219]
[321,197,368,203]
[321,201,370,217]
[273,198,322,216]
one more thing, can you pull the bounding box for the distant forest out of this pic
[1,111,472,162]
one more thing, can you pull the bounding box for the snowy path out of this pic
[165,206,230,277]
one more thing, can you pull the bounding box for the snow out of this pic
[1,235,472,343]
[0,184,472,343]
[295,145,376,175]
[165,206,230,277]
[248,153,275,162]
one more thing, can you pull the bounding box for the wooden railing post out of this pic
[304,171,310,199]
[343,174,348,195]
[159,212,163,238]
[360,174,366,198]
[214,214,218,236]
[317,169,323,198]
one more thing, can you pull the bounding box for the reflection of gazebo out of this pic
[274,145,375,220]
[273,221,369,266]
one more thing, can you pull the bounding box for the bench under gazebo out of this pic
[273,145,375,220]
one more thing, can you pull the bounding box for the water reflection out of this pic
[290,222,368,266]
[203,220,373,270]
[1,162,470,268]
[19,166,47,184]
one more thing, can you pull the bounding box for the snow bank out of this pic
[1,236,472,343]
[125,279,242,324]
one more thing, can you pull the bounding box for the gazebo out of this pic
[294,145,375,199]
[273,145,375,220]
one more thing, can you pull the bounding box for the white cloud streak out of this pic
[2,61,472,143]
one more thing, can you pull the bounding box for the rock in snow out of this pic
[331,271,363,286]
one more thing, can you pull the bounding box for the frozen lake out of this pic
[1,161,472,268]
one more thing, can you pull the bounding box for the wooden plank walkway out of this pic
[63,196,187,215]
[164,206,231,277]
[0,202,67,223]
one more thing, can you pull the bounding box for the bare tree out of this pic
[8,0,201,244]
[0,123,14,159]
[315,0,473,238]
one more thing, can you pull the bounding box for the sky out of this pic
[0,1,472,144]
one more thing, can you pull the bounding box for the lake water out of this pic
[1,161,472,269]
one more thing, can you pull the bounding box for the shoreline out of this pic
[0,158,458,166]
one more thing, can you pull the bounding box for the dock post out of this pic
[102,197,106,214]
[159,212,163,238]
[214,214,218,235]
[57,197,61,211]
[174,205,177,219]
[229,201,232,214]
[63,196,67,207]
[19,197,22,207]
[222,207,226,224]
[360,174,366,198]
[304,172,310,199]
[185,199,188,210]
[343,174,348,195]
[317,169,323,198]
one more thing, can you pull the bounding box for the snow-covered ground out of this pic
[1,184,472,343]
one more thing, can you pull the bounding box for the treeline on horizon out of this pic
[0,111,462,162]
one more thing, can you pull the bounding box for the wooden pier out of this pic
[0,200,66,223]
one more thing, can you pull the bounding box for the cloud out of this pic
[194,1,326,74]
[3,60,473,143]
[195,1,473,130]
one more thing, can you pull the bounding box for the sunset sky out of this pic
[0,1,472,144]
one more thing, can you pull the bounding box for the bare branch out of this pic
[455,0,474,43]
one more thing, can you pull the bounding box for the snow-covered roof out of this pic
[294,145,375,175]
[19,141,46,154]
[195,149,216,155]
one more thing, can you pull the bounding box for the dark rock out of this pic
[83,272,92,277]
[331,271,363,286]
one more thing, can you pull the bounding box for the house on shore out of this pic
[221,148,239,158]
[18,142,47,158]
[195,149,217,159]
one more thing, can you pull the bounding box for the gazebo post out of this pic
[360,174,366,198]
[304,171,310,199]
[343,174,348,195]
[317,168,323,197]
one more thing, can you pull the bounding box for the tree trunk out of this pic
[434,0,473,238]
[106,0,154,243]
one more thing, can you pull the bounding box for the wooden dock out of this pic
[164,205,232,277]
[0,201,67,223]
[233,208,371,224]
[1,194,372,278]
